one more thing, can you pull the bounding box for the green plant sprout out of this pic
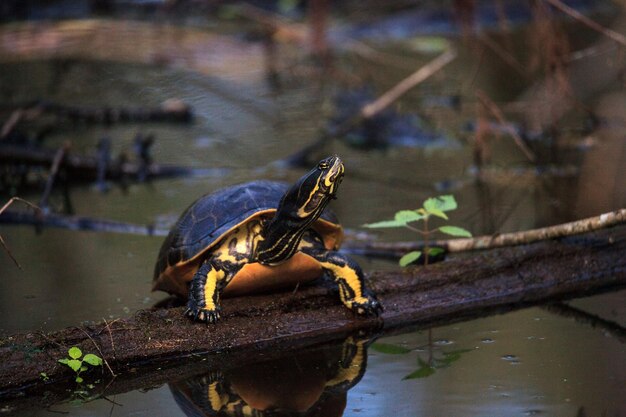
[58,346,103,383]
[364,195,472,267]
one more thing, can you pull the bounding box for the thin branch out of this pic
[76,327,116,378]
[344,208,626,257]
[544,0,626,47]
[102,318,119,363]
[479,34,527,77]
[475,90,536,162]
[281,49,457,166]
[1,109,24,139]
[0,197,41,268]
[39,142,70,210]
[360,48,457,119]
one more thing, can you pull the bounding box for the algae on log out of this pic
[1,225,626,398]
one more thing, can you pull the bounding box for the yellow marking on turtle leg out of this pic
[319,261,369,306]
[326,337,365,387]
[203,269,225,310]
[207,382,228,411]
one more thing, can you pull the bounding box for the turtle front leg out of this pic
[303,248,383,317]
[186,258,231,324]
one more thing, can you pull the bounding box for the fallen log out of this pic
[1,224,625,404]
[0,143,229,182]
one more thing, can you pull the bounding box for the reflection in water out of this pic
[169,334,373,417]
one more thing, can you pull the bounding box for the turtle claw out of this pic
[185,303,222,324]
[350,295,383,317]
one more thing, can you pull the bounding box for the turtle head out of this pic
[289,155,344,219]
[257,156,344,265]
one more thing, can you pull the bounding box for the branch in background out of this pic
[0,143,228,183]
[0,99,193,128]
[360,48,457,119]
[0,209,168,237]
[544,0,626,47]
[281,49,457,167]
[344,208,626,257]
[475,90,536,162]
[38,142,70,210]
[0,197,41,268]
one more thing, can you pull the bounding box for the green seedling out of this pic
[364,195,472,266]
[58,346,103,383]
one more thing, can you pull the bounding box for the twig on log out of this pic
[475,90,536,162]
[101,319,119,364]
[0,197,41,268]
[76,327,116,378]
[544,0,626,47]
[344,208,626,257]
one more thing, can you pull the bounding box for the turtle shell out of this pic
[153,180,343,297]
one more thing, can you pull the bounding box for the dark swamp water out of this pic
[0,1,625,416]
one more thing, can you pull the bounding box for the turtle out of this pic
[153,155,382,324]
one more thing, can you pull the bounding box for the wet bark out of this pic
[1,225,625,402]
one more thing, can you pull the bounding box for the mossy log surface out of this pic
[1,225,625,405]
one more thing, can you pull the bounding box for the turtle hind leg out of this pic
[186,258,229,324]
[302,248,383,317]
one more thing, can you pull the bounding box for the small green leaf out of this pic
[75,376,84,384]
[428,247,445,257]
[425,207,448,220]
[363,210,425,229]
[67,359,82,372]
[370,343,412,355]
[404,362,436,379]
[439,226,472,237]
[83,354,103,367]
[399,251,422,267]
[58,358,69,365]
[80,365,88,372]
[68,347,82,360]
[395,210,424,224]
[363,219,406,228]
[424,195,457,212]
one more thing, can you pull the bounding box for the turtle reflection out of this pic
[169,334,373,417]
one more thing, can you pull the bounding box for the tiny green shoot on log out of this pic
[58,346,103,383]
[364,195,472,266]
